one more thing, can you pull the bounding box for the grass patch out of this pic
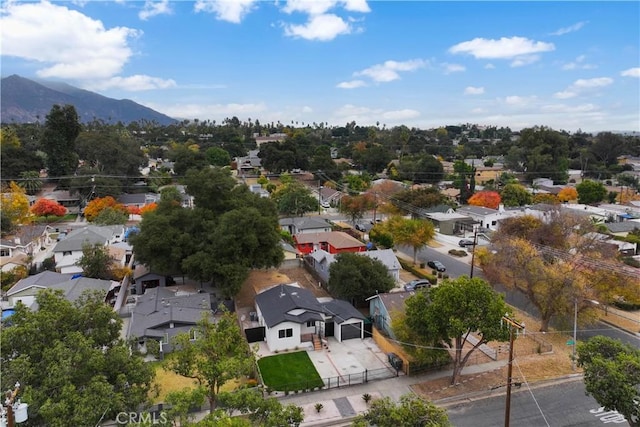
[257,351,323,391]
[149,358,243,404]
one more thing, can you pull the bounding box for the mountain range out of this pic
[0,75,177,125]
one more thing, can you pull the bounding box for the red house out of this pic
[294,231,366,255]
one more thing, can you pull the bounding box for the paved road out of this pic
[446,379,629,427]
[398,243,640,348]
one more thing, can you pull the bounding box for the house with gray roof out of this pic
[127,287,213,353]
[53,225,125,274]
[254,284,365,352]
[306,249,401,284]
[279,217,332,236]
[5,270,116,309]
[367,291,415,339]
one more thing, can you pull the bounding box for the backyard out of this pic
[257,351,324,392]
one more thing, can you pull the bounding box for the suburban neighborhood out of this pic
[2,105,640,426]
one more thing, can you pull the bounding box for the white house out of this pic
[52,225,125,274]
[306,249,401,284]
[253,284,365,352]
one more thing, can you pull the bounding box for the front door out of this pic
[325,321,334,337]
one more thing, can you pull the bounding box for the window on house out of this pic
[0,249,9,257]
[306,321,314,328]
[278,328,293,339]
[63,251,72,256]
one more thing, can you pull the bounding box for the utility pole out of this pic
[572,298,578,371]
[503,316,525,427]
[470,226,479,278]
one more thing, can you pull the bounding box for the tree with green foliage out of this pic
[386,216,435,264]
[352,394,451,427]
[500,183,532,207]
[576,179,607,205]
[0,289,154,426]
[93,206,129,225]
[77,242,115,279]
[396,154,444,184]
[217,388,304,426]
[577,336,640,427]
[328,252,395,305]
[18,170,43,195]
[392,187,449,212]
[167,311,255,413]
[453,160,475,204]
[271,182,318,217]
[206,146,232,167]
[404,276,511,384]
[518,127,569,184]
[40,104,81,178]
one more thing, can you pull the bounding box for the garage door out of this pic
[341,323,362,340]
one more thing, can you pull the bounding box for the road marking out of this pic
[589,407,627,424]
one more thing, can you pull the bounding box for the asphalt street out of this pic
[446,378,629,427]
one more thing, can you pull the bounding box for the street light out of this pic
[1,382,28,427]
[470,226,479,278]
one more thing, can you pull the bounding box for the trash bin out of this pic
[388,352,402,371]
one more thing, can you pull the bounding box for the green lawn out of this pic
[257,351,324,392]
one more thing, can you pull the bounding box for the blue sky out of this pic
[1,1,639,132]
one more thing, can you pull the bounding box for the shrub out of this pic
[362,393,372,404]
[145,339,160,358]
[315,403,324,413]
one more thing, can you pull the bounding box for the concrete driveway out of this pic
[306,337,397,386]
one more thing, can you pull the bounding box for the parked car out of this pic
[403,279,432,291]
[459,239,475,247]
[321,201,330,208]
[427,260,446,272]
[355,223,367,232]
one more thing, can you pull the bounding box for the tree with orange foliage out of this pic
[31,199,67,217]
[532,193,560,205]
[83,196,126,222]
[558,187,578,202]
[139,203,158,216]
[126,205,141,215]
[467,191,501,209]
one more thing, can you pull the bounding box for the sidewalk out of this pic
[277,360,507,426]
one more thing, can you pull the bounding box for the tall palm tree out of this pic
[19,170,43,195]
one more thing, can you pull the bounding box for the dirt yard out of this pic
[236,267,331,311]
[412,308,578,402]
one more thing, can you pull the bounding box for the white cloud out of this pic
[541,103,597,113]
[510,55,540,67]
[155,102,268,120]
[337,80,367,89]
[88,75,177,91]
[282,0,338,15]
[302,106,313,113]
[549,21,588,36]
[553,77,613,99]
[484,63,495,69]
[449,37,555,62]
[282,0,370,15]
[284,13,351,41]
[355,59,427,82]
[573,77,613,88]
[194,0,258,24]
[621,67,640,78]
[561,55,596,70]
[464,86,485,95]
[139,0,172,20]
[443,63,465,74]
[382,109,420,121]
[503,95,537,106]
[553,90,576,99]
[0,1,140,80]
[342,0,370,13]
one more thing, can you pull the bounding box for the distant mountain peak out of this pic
[1,75,177,125]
